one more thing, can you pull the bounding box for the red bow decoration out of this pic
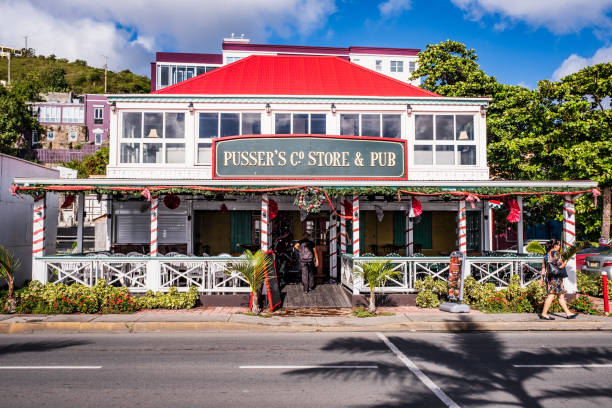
[465,193,481,209]
[409,197,422,218]
[506,199,521,223]
[342,200,353,217]
[10,184,18,196]
[141,188,152,202]
[269,199,278,221]
[60,194,75,209]
[592,188,601,206]
[164,194,181,210]
[220,203,229,214]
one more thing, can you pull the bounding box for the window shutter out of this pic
[230,211,252,253]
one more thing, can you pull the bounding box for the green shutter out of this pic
[467,211,481,252]
[230,211,252,253]
[413,211,432,250]
[393,211,406,246]
[360,215,366,254]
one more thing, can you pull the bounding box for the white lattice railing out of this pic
[37,255,248,294]
[342,255,543,295]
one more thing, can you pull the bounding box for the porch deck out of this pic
[282,284,352,308]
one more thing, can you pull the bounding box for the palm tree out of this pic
[354,260,400,314]
[0,245,21,313]
[228,250,271,315]
[526,239,592,260]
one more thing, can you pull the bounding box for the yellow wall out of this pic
[195,211,230,255]
[421,211,457,256]
[362,210,395,255]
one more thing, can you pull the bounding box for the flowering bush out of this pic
[51,296,75,314]
[416,289,441,308]
[75,295,99,314]
[103,292,139,313]
[15,293,48,314]
[509,293,534,313]
[569,295,599,315]
[485,292,509,313]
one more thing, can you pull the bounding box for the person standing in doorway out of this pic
[295,232,319,293]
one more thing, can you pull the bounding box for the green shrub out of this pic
[484,291,509,313]
[416,290,441,308]
[577,272,612,298]
[509,293,534,313]
[569,295,600,315]
[102,292,139,313]
[134,286,199,310]
[75,295,99,314]
[50,296,75,314]
[15,293,49,314]
[353,307,376,317]
[463,276,496,308]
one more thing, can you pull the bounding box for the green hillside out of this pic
[0,53,150,94]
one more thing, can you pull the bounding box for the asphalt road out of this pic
[0,331,611,408]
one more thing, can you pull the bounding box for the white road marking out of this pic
[239,365,378,369]
[377,332,460,408]
[0,366,102,370]
[513,364,612,368]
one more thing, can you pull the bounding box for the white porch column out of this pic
[483,201,493,252]
[340,197,347,256]
[352,195,361,295]
[76,192,85,253]
[458,199,467,253]
[146,258,161,292]
[405,197,414,256]
[150,195,159,256]
[32,194,47,283]
[563,195,578,293]
[329,212,338,280]
[516,196,524,254]
[261,194,269,252]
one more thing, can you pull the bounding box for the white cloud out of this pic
[451,0,612,35]
[378,0,412,18]
[0,0,337,76]
[553,45,612,80]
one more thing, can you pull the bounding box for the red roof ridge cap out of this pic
[152,55,258,94]
[333,56,441,97]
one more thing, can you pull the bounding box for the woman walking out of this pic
[539,239,578,320]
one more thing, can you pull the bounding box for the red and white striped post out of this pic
[329,212,338,280]
[458,199,467,253]
[150,195,159,256]
[340,197,347,256]
[261,194,269,252]
[405,197,414,256]
[563,195,577,292]
[32,194,47,283]
[352,195,361,295]
[602,271,610,316]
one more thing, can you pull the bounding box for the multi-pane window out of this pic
[94,132,102,145]
[120,112,186,164]
[197,112,262,164]
[340,114,401,138]
[31,130,38,146]
[62,106,84,123]
[274,113,326,135]
[69,131,77,141]
[157,64,219,89]
[226,56,242,64]
[408,61,416,73]
[375,60,382,71]
[390,60,403,72]
[39,106,60,123]
[413,114,476,166]
[94,107,103,124]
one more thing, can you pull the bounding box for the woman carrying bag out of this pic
[539,239,578,320]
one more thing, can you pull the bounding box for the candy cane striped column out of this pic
[261,194,269,252]
[340,197,347,256]
[405,197,414,256]
[329,212,338,280]
[563,195,577,293]
[32,194,47,283]
[352,195,360,257]
[150,196,159,256]
[458,199,467,253]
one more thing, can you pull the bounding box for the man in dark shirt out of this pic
[295,232,319,293]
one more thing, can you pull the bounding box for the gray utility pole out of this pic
[102,55,108,93]
[23,35,28,50]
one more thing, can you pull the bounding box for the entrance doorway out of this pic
[303,213,330,284]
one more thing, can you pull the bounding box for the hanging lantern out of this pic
[409,197,422,218]
[163,194,181,210]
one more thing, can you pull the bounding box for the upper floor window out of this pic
[197,112,262,164]
[94,107,104,124]
[274,113,326,135]
[120,112,185,164]
[40,106,60,123]
[390,60,403,73]
[157,64,219,89]
[226,56,242,64]
[62,106,84,123]
[340,113,401,138]
[414,114,476,166]
[375,60,382,71]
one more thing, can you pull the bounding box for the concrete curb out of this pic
[2,320,612,334]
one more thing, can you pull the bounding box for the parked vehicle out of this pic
[576,244,612,271]
[581,248,612,276]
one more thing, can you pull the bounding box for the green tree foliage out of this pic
[39,65,69,91]
[63,146,109,178]
[0,76,41,154]
[412,40,611,240]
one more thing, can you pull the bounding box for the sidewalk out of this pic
[1,307,611,333]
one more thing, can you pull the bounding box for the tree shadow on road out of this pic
[0,339,93,356]
[283,314,612,407]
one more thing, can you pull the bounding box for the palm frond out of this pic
[0,244,21,280]
[561,241,591,261]
[355,260,401,290]
[228,250,271,293]
[525,240,546,255]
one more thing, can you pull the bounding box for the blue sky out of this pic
[1,0,611,88]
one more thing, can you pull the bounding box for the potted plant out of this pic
[354,259,400,314]
[0,245,21,313]
[228,250,271,315]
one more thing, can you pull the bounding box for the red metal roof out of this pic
[153,55,440,98]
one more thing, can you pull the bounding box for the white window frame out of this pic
[273,112,327,134]
[156,63,221,89]
[40,106,60,123]
[31,130,38,146]
[69,131,78,141]
[375,60,382,71]
[47,130,55,140]
[412,113,477,166]
[339,113,402,139]
[62,106,84,123]
[390,60,404,73]
[119,111,187,165]
[93,106,104,124]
